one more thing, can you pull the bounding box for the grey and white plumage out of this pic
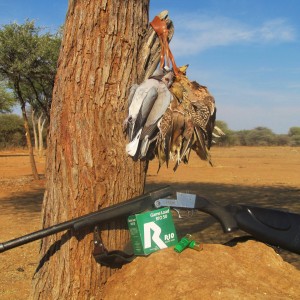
[124,70,174,159]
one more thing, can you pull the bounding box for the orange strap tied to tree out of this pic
[150,16,179,76]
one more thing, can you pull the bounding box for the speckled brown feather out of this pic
[156,67,216,170]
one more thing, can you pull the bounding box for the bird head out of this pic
[178,64,189,75]
[162,71,174,88]
[150,66,171,81]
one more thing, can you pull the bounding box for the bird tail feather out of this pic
[194,127,212,165]
[126,129,142,157]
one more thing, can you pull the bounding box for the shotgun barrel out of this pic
[0,186,172,253]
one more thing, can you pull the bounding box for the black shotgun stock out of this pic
[229,205,300,254]
[193,195,238,233]
[0,186,172,253]
[191,198,300,254]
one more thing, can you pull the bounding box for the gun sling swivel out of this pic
[92,226,135,268]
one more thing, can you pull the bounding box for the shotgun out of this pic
[1,186,300,264]
[0,186,172,253]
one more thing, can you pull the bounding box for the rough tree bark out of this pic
[32,1,173,299]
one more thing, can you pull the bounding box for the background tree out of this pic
[250,127,276,146]
[288,126,300,146]
[275,134,290,146]
[0,81,16,113]
[0,21,61,179]
[288,127,300,137]
[32,1,173,299]
[27,29,62,122]
[212,122,297,147]
[30,107,47,156]
[0,114,26,148]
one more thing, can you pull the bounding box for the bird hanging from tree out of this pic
[124,14,221,171]
[156,64,217,171]
[123,68,174,160]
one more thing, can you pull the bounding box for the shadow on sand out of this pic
[0,187,44,214]
[146,181,300,212]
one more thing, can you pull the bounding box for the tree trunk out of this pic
[31,108,39,152]
[21,103,40,180]
[38,113,46,157]
[32,1,173,299]
[14,82,39,180]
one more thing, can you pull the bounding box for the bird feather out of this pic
[126,128,142,157]
[128,83,158,140]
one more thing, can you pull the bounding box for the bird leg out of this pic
[176,149,181,165]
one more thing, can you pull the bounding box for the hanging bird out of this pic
[156,64,217,170]
[124,15,220,171]
[123,69,174,160]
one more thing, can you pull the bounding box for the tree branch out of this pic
[25,76,49,120]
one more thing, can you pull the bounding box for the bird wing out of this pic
[193,126,212,165]
[127,78,159,141]
[156,103,174,169]
[140,82,173,140]
[125,66,217,170]
[178,112,194,163]
[157,74,216,170]
[190,95,216,149]
[138,82,173,159]
[127,84,139,108]
[206,105,217,149]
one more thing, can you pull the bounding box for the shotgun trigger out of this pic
[92,225,135,268]
[93,226,107,257]
[172,208,196,219]
[173,208,183,219]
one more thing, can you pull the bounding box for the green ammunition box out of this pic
[127,207,178,255]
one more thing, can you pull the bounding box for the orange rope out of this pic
[150,16,179,76]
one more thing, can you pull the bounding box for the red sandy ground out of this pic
[0,147,299,299]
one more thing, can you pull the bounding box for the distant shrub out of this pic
[288,127,300,137]
[213,121,300,147]
[0,114,26,148]
[290,135,300,146]
[275,134,290,146]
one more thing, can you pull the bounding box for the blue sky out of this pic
[1,1,299,134]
